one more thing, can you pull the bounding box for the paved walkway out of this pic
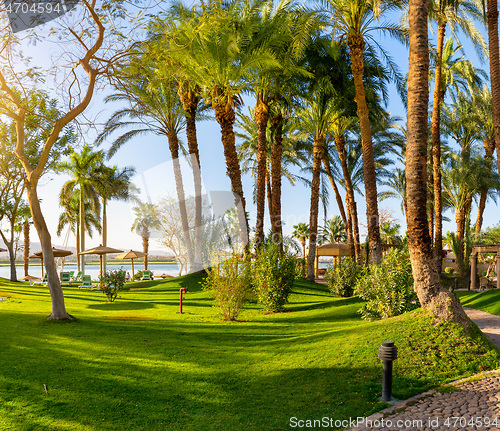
[346,308,500,431]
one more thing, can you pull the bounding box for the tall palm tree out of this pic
[406,0,468,324]
[428,35,486,261]
[292,222,309,257]
[131,202,162,270]
[170,0,281,249]
[322,0,406,264]
[99,74,197,269]
[58,192,102,272]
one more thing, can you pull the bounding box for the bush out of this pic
[444,266,455,275]
[252,243,296,313]
[203,256,251,321]
[355,248,418,320]
[295,258,307,279]
[326,257,361,297]
[99,269,126,302]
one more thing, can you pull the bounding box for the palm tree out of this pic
[93,164,136,272]
[99,73,197,269]
[428,36,486,260]
[406,0,468,324]
[318,216,347,244]
[380,167,407,215]
[57,145,103,274]
[379,220,403,245]
[57,192,102,272]
[322,0,405,264]
[131,202,162,270]
[169,0,281,249]
[292,222,310,257]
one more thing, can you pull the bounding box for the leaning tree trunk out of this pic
[254,96,269,248]
[167,132,195,267]
[334,134,361,263]
[0,230,17,282]
[475,137,496,231]
[266,169,273,227]
[347,35,382,264]
[23,221,29,277]
[307,136,325,280]
[487,0,500,186]
[270,113,283,244]
[27,184,71,319]
[213,100,249,250]
[322,158,348,227]
[180,86,203,270]
[430,23,446,269]
[406,0,469,326]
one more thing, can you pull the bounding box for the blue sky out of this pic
[5,4,499,254]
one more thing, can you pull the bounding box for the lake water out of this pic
[0,262,186,280]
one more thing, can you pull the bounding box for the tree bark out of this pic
[347,35,382,264]
[80,188,85,275]
[334,134,361,263]
[102,198,107,273]
[487,0,500,187]
[307,137,325,280]
[27,183,71,319]
[142,226,150,271]
[322,158,348,227]
[180,86,203,270]
[406,0,469,326]
[213,101,249,249]
[266,168,273,227]
[430,23,446,268]
[167,132,195,267]
[254,96,269,248]
[475,137,495,232]
[270,113,283,244]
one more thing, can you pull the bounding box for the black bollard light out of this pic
[378,340,398,402]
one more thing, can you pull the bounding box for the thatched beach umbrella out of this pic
[115,250,147,280]
[31,247,73,276]
[80,245,123,277]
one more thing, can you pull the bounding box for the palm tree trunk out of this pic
[180,87,203,270]
[347,36,382,264]
[334,134,361,262]
[76,222,80,273]
[266,168,273,228]
[307,137,325,280]
[456,195,473,242]
[431,23,446,267]
[213,100,249,249]
[322,158,348,227]
[270,113,283,243]
[487,0,500,186]
[23,222,29,276]
[142,226,150,271]
[406,0,469,326]
[80,188,85,275]
[167,132,195,266]
[26,184,71,319]
[102,198,107,273]
[475,137,495,231]
[254,96,269,247]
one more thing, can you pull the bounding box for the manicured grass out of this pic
[0,275,499,431]
[456,289,500,316]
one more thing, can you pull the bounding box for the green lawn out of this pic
[456,289,500,315]
[1,275,499,431]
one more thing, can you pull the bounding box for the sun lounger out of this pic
[34,274,48,286]
[141,270,153,281]
[79,275,97,291]
[60,272,72,285]
[73,271,82,282]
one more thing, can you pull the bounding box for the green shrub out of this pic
[295,258,307,279]
[325,257,361,297]
[355,248,418,320]
[99,269,126,302]
[203,256,251,321]
[252,243,296,313]
[444,266,455,275]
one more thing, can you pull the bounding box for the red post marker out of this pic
[178,288,188,314]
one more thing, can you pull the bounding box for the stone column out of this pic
[470,252,477,290]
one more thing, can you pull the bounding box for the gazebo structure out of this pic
[314,242,351,277]
[470,244,500,290]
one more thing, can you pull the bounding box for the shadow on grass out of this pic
[87,302,156,311]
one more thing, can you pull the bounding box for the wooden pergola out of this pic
[314,242,351,277]
[470,244,500,290]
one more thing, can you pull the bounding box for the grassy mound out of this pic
[0,275,498,430]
